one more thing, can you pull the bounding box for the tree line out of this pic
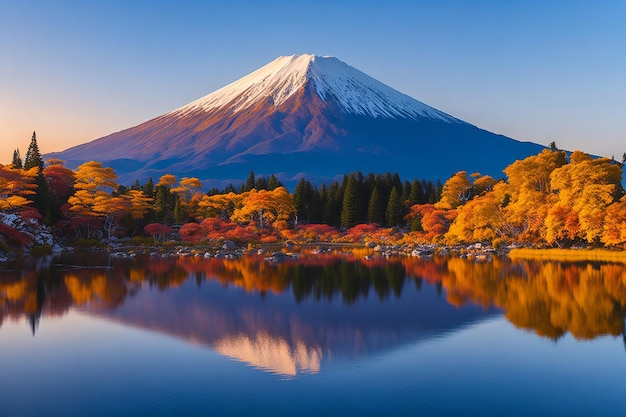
[3,132,626,250]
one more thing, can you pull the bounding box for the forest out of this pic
[2,132,626,254]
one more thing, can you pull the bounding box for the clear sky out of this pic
[1,0,625,164]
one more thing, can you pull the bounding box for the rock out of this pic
[223,240,236,250]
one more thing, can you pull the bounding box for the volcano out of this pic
[48,54,544,187]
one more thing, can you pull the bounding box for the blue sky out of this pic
[1,0,625,164]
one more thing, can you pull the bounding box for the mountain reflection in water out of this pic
[1,250,626,376]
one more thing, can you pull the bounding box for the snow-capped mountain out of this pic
[173,54,457,121]
[48,54,544,186]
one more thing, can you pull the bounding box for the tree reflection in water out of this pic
[1,249,626,343]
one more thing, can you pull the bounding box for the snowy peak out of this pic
[306,55,458,121]
[171,54,460,122]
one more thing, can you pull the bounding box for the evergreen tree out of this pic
[402,180,411,205]
[268,174,281,190]
[294,178,310,224]
[173,199,182,224]
[341,173,358,228]
[244,171,255,191]
[324,182,340,226]
[409,179,425,205]
[385,187,402,227]
[155,185,175,223]
[12,149,23,169]
[425,180,437,203]
[356,171,369,222]
[24,131,44,171]
[436,180,444,201]
[143,177,155,198]
[255,176,268,190]
[21,132,52,222]
[310,184,322,223]
[367,187,383,224]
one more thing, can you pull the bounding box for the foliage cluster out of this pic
[3,133,626,250]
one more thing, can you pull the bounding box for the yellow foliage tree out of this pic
[436,171,472,209]
[67,161,119,238]
[0,164,38,212]
[501,149,567,242]
[546,151,621,244]
[198,192,244,219]
[231,187,294,228]
[602,196,626,247]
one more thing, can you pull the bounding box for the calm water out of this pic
[1,249,625,416]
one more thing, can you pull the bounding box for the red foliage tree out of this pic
[144,223,175,243]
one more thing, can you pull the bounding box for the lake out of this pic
[1,249,625,416]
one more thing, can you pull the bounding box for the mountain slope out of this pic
[48,54,544,187]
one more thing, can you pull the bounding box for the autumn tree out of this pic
[501,148,567,242]
[545,151,622,245]
[42,159,75,223]
[197,192,243,220]
[436,171,472,209]
[144,223,174,243]
[231,187,294,229]
[602,196,626,247]
[0,164,38,213]
[66,161,118,238]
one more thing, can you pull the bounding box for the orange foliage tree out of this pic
[231,187,294,229]
[0,164,38,213]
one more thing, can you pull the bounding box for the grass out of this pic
[509,247,626,263]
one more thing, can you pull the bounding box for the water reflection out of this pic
[2,250,626,375]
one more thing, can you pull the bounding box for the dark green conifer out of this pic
[385,187,402,227]
[12,148,23,169]
[294,178,309,223]
[341,173,358,228]
[24,131,44,170]
[244,171,255,191]
[367,187,383,224]
[409,179,424,205]
[402,180,411,205]
[268,174,280,190]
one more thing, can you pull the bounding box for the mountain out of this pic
[48,54,545,187]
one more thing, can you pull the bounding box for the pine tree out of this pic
[367,187,383,224]
[341,173,358,228]
[268,174,280,190]
[24,131,44,171]
[174,199,182,224]
[409,179,425,205]
[402,180,411,204]
[143,177,155,198]
[244,171,255,191]
[155,185,175,223]
[294,178,309,224]
[385,187,402,227]
[12,149,23,169]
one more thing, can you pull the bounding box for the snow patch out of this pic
[170,54,460,122]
